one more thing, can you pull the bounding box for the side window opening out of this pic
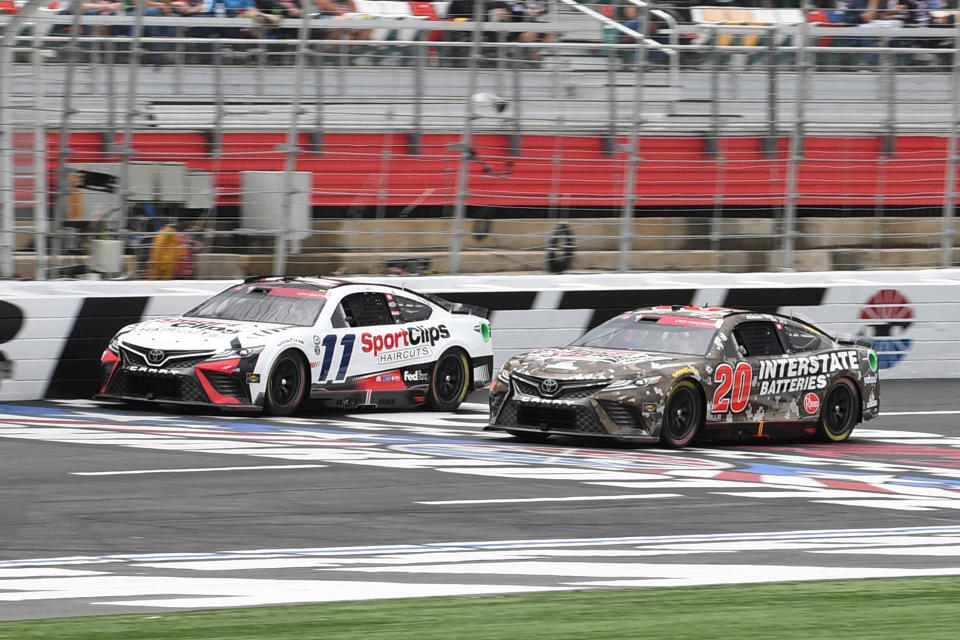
[339,293,394,328]
[782,323,822,353]
[391,295,433,323]
[733,321,785,357]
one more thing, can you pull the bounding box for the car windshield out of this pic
[184,283,328,326]
[571,314,719,356]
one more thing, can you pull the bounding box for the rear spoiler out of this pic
[422,293,490,319]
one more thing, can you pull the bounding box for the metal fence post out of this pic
[942,22,960,267]
[115,2,146,242]
[619,6,647,272]
[764,27,779,157]
[450,2,485,275]
[782,10,809,271]
[49,8,85,278]
[32,13,48,279]
[273,6,313,276]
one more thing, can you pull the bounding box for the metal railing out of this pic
[3,3,960,279]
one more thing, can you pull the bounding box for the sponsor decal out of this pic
[542,349,673,366]
[125,365,178,375]
[657,316,721,329]
[863,373,878,386]
[858,289,913,370]
[673,366,699,378]
[359,325,449,365]
[251,327,290,336]
[756,350,859,395]
[803,392,820,414]
[159,318,243,334]
[357,369,406,391]
[403,368,430,384]
[379,347,432,365]
[265,288,327,300]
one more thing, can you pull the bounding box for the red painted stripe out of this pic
[817,479,896,494]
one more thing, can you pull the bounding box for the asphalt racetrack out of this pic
[1,380,959,620]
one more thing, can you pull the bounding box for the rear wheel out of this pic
[426,349,470,411]
[660,380,702,448]
[818,378,858,443]
[264,350,306,416]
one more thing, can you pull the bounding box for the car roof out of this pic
[243,275,347,290]
[241,276,434,300]
[629,305,745,319]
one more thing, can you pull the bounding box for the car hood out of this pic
[116,317,300,352]
[507,347,701,380]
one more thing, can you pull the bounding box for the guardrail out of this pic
[0,270,953,401]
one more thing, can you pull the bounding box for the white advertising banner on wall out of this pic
[0,271,956,401]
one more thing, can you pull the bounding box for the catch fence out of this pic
[2,1,960,278]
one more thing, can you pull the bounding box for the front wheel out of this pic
[660,380,702,448]
[264,350,306,416]
[817,378,858,443]
[426,349,470,411]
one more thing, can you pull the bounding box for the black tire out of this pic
[660,380,702,448]
[817,378,858,443]
[264,350,306,417]
[426,349,470,411]
[505,429,551,443]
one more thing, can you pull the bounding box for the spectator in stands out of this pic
[64,0,125,37]
[253,0,371,44]
[507,1,557,68]
[609,0,664,67]
[447,0,553,67]
[71,0,125,16]
[143,0,204,63]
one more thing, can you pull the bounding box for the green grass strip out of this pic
[2,576,960,640]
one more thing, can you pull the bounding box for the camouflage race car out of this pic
[487,305,880,447]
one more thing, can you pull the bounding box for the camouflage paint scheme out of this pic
[487,306,880,446]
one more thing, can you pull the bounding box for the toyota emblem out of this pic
[539,378,560,397]
[147,349,165,365]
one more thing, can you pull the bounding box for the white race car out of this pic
[98,276,494,415]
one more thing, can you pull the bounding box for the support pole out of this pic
[942,21,960,267]
[114,1,146,242]
[449,0,484,275]
[619,4,647,272]
[272,2,313,276]
[782,8,810,271]
[49,7,85,278]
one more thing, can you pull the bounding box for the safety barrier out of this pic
[0,270,951,401]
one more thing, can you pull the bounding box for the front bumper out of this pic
[485,376,660,442]
[98,348,260,410]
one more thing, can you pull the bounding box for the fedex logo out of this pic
[360,325,451,357]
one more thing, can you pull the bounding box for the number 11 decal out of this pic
[712,362,752,413]
[318,334,355,382]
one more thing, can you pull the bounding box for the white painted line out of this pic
[880,410,960,416]
[72,464,327,476]
[417,493,680,505]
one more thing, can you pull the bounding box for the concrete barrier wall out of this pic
[0,271,951,401]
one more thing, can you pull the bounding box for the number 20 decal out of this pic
[712,362,752,413]
[317,334,355,382]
